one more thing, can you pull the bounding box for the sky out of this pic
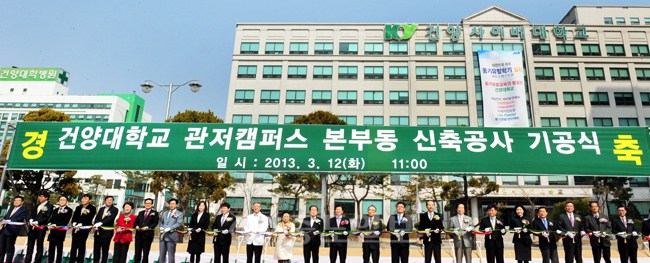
[1,0,648,122]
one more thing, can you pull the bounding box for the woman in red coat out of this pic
[114,201,136,263]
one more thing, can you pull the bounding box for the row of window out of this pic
[0,112,110,122]
[235,90,463,105]
[535,67,650,81]
[238,65,466,79]
[242,42,464,55]
[538,92,650,106]
[541,117,647,127]
[532,43,649,57]
[604,17,650,25]
[0,102,113,109]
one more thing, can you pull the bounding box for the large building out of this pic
[223,5,650,227]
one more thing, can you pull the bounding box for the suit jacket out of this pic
[510,216,532,245]
[71,204,96,238]
[611,216,639,248]
[584,213,612,247]
[556,213,584,247]
[134,209,159,241]
[359,215,383,248]
[478,216,506,249]
[419,212,444,245]
[1,206,28,236]
[188,212,210,242]
[449,214,474,248]
[159,210,184,242]
[300,216,324,247]
[244,213,269,245]
[47,206,73,242]
[327,216,351,244]
[29,201,54,228]
[387,214,413,247]
[642,219,650,237]
[94,205,120,239]
[212,213,237,245]
[532,217,557,250]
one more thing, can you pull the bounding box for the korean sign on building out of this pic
[0,68,70,86]
[7,122,650,176]
[384,24,589,42]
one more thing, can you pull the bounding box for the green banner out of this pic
[0,68,69,86]
[6,122,650,176]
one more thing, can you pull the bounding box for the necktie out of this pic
[595,214,599,220]
[102,206,109,219]
[491,217,495,229]
[460,216,463,228]
[311,217,314,227]
[9,207,17,217]
[337,217,341,228]
[569,214,574,227]
[398,214,401,226]
[543,219,548,230]
[221,214,227,225]
[144,210,149,220]
[168,210,173,220]
[429,213,433,221]
[37,203,43,214]
[623,217,627,228]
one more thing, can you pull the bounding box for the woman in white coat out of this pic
[274,212,296,263]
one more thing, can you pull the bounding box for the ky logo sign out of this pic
[384,24,418,40]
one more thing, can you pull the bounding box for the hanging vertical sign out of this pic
[478,50,529,127]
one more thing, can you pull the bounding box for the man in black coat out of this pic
[25,191,54,263]
[70,194,97,263]
[47,195,73,263]
[328,205,351,263]
[359,205,383,263]
[478,204,506,263]
[134,198,159,263]
[584,201,612,263]
[556,201,585,263]
[532,207,558,263]
[418,201,444,263]
[93,196,119,263]
[642,209,650,238]
[387,202,413,263]
[0,196,29,263]
[300,205,323,263]
[612,205,639,263]
[212,202,236,263]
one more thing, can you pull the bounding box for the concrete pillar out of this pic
[471,197,479,225]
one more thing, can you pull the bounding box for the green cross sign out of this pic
[58,70,69,86]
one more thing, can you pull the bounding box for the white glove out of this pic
[556,230,562,235]
[196,228,201,233]
[393,232,399,236]
[223,229,229,234]
[300,233,304,237]
[542,232,549,238]
[213,229,218,232]
[523,228,528,233]
[273,234,278,237]
[500,229,506,234]
[580,231,586,236]
[314,231,319,235]
[29,219,34,223]
[618,232,626,237]
[426,232,431,237]
[454,231,460,235]
[343,231,348,236]
[633,231,638,236]
[373,231,380,236]
[71,222,77,227]
[568,232,575,239]
[165,228,170,232]
[187,228,193,231]
[399,231,405,237]
[465,227,473,232]
[94,223,102,228]
[360,233,365,237]
[434,229,440,234]
[515,229,521,234]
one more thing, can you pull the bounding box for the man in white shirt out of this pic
[244,202,268,263]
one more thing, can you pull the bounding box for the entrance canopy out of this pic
[6,122,650,176]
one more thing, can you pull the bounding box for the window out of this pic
[251,197,272,215]
[444,67,466,79]
[610,68,630,80]
[560,68,580,80]
[581,44,601,56]
[593,118,613,127]
[312,91,332,104]
[619,118,639,126]
[532,44,551,55]
[416,91,439,104]
[637,69,650,80]
[538,92,558,105]
[389,91,409,104]
[390,175,410,185]
[417,116,440,126]
[616,17,625,24]
[641,93,650,105]
[524,176,540,186]
[563,92,584,105]
[278,199,299,219]
[389,43,408,55]
[567,118,587,127]
[415,43,437,55]
[535,68,554,80]
[364,43,383,55]
[442,43,464,55]
[338,66,357,79]
[390,116,409,126]
[286,90,306,103]
[263,66,282,78]
[289,42,308,54]
[313,66,332,78]
[284,115,301,124]
[314,42,333,54]
[258,115,278,124]
[416,66,438,79]
[260,90,280,103]
[604,17,613,24]
[240,42,259,54]
[237,66,257,78]
[445,91,468,104]
[574,176,595,185]
[224,197,244,216]
[630,177,650,187]
[389,67,408,79]
[614,92,635,105]
[631,17,640,25]
[585,68,605,80]
[631,45,649,56]
[338,116,357,125]
[287,66,307,78]
[646,18,650,24]
[548,176,568,185]
[234,90,254,103]
[230,173,247,183]
[606,44,625,56]
[232,115,252,124]
[338,91,357,104]
[364,91,383,104]
[541,118,560,127]
[502,176,518,185]
[590,92,609,105]
[364,66,384,79]
[265,42,284,54]
[557,44,576,56]
[364,116,383,126]
[339,43,358,55]
[446,117,469,126]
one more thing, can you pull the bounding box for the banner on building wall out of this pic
[478,50,529,127]
[6,122,650,176]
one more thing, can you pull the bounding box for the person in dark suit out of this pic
[212,202,236,263]
[387,202,413,263]
[584,201,612,263]
[418,200,443,263]
[359,205,383,263]
[47,195,73,263]
[642,209,650,238]
[612,205,639,263]
[0,196,29,263]
[187,201,210,263]
[556,201,585,263]
[511,205,532,263]
[25,191,54,263]
[299,205,323,263]
[93,196,119,263]
[478,204,506,263]
[134,198,159,263]
[328,204,351,263]
[532,207,558,263]
[70,194,97,263]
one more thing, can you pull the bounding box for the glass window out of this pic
[339,43,358,55]
[606,44,625,56]
[446,117,469,126]
[556,44,576,56]
[581,44,601,56]
[286,90,306,103]
[390,175,410,185]
[284,115,301,124]
[535,67,554,80]
[389,116,409,126]
[364,91,383,104]
[610,68,630,80]
[619,118,639,127]
[389,91,409,104]
[260,90,280,103]
[364,116,383,126]
[263,66,282,78]
[265,42,284,54]
[604,17,613,25]
[313,66,333,78]
[631,18,640,25]
[541,118,561,127]
[253,173,273,183]
[563,92,583,105]
[312,91,332,104]
[548,176,568,185]
[614,92,634,105]
[416,91,439,104]
[532,44,551,55]
[338,116,357,125]
[616,17,625,24]
[364,43,383,55]
[640,93,650,105]
[415,43,437,55]
[338,66,358,79]
[593,118,613,127]
[524,176,540,185]
[567,118,587,127]
[240,42,259,54]
[337,91,357,104]
[237,66,257,78]
[289,42,308,54]
[442,43,464,55]
[630,177,650,187]
[646,18,650,24]
[417,116,440,126]
[445,91,468,104]
[585,68,605,80]
[502,176,518,185]
[560,68,580,80]
[538,92,558,105]
[234,90,254,103]
[258,115,278,124]
[278,198,299,218]
[389,43,408,55]
[230,173,247,183]
[631,45,649,56]
[364,66,384,79]
[232,115,252,124]
[314,42,334,54]
[444,67,466,79]
[225,197,245,216]
[416,66,438,79]
[636,68,650,81]
[574,176,595,185]
[288,66,307,78]
[389,66,408,79]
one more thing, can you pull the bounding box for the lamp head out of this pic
[140,82,154,93]
[189,82,202,93]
